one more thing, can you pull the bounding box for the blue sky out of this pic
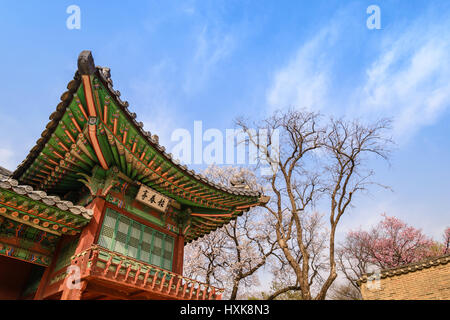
[0,0,449,244]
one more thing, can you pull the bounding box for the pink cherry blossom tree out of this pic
[337,214,447,291]
[365,214,436,268]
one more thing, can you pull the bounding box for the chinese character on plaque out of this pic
[135,184,170,213]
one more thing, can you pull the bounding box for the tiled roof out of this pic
[358,253,450,285]
[0,172,93,219]
[12,50,261,199]
[0,166,11,177]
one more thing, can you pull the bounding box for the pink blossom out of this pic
[344,214,437,269]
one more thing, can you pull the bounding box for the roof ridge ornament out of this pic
[78,50,96,75]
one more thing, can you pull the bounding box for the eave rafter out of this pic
[99,121,253,211]
[0,188,90,236]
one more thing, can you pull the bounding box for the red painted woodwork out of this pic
[173,234,185,274]
[82,74,108,170]
[34,236,64,300]
[61,244,223,300]
[74,197,106,255]
[32,196,221,300]
[0,256,33,300]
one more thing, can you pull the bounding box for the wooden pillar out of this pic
[60,196,106,300]
[61,280,88,300]
[34,235,67,300]
[173,234,185,275]
[74,196,106,254]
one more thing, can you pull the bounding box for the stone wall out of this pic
[359,255,450,300]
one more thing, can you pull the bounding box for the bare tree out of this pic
[316,117,393,299]
[184,165,276,299]
[236,109,392,300]
[223,209,276,299]
[183,228,228,289]
[336,232,372,296]
[267,212,329,300]
[328,281,362,300]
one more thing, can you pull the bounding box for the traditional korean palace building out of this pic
[0,51,266,300]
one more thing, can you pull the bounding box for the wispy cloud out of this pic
[266,7,450,143]
[356,20,450,142]
[264,5,450,241]
[266,26,336,113]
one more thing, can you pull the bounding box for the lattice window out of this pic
[97,208,174,270]
[140,227,152,262]
[114,215,130,255]
[98,210,117,249]
[163,237,174,270]
[151,232,163,266]
[128,221,141,259]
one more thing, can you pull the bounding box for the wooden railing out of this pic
[69,244,224,300]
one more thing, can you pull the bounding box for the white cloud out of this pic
[266,10,450,143]
[357,24,450,142]
[263,10,450,245]
[266,27,336,112]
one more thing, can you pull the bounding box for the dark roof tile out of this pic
[358,254,450,285]
[0,173,93,219]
